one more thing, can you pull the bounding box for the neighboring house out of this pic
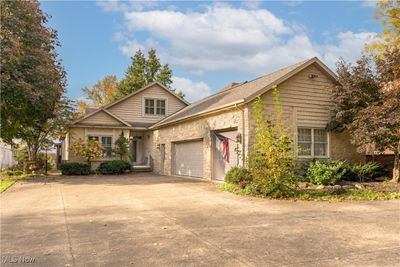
[62,57,364,180]
[0,140,14,169]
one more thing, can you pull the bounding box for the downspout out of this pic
[234,103,246,166]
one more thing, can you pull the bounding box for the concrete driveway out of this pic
[1,174,400,267]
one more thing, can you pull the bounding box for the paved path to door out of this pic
[1,173,400,266]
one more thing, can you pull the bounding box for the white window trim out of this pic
[142,97,168,117]
[297,128,330,159]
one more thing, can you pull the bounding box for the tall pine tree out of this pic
[117,48,183,98]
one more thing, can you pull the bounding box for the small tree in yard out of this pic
[71,139,103,166]
[330,0,400,182]
[248,86,297,197]
[113,132,130,160]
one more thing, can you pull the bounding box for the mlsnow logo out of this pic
[1,255,35,264]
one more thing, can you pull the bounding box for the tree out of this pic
[248,86,297,197]
[76,75,119,113]
[71,139,103,166]
[366,0,399,56]
[117,48,184,98]
[330,1,400,182]
[1,0,69,162]
[330,51,400,182]
[113,132,130,160]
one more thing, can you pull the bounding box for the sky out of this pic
[40,0,380,103]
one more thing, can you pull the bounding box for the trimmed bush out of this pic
[349,162,386,182]
[97,160,131,174]
[60,163,91,176]
[306,160,350,185]
[225,167,252,188]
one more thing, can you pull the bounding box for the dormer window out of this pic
[145,98,166,115]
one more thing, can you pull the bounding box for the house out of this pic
[0,140,14,169]
[62,57,364,180]
[63,82,189,169]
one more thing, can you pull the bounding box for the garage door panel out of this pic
[174,140,203,178]
[213,130,239,181]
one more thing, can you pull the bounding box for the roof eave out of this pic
[150,99,245,129]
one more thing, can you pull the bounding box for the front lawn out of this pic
[0,179,16,193]
[0,171,33,193]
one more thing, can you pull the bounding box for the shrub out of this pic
[307,160,350,185]
[0,169,24,176]
[225,167,252,188]
[97,160,131,174]
[248,88,297,198]
[348,162,386,182]
[60,163,91,175]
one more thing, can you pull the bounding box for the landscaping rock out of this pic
[298,182,309,189]
[316,185,325,190]
[355,183,364,189]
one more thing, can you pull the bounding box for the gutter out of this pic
[150,99,246,129]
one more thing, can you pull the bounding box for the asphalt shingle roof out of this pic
[153,57,327,128]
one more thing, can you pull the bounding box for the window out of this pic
[145,98,166,115]
[101,136,113,157]
[88,135,113,157]
[297,128,328,157]
[156,99,166,115]
[145,99,155,115]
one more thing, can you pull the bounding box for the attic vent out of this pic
[308,73,318,79]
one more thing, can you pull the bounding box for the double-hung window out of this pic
[101,136,113,157]
[156,99,166,115]
[88,135,113,157]
[145,99,155,115]
[297,128,328,157]
[145,98,166,115]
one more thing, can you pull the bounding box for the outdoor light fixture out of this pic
[236,133,242,144]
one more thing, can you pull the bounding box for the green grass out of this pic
[0,179,16,193]
[0,172,33,193]
[219,183,400,201]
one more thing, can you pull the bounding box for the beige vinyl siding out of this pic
[77,110,125,126]
[248,63,335,146]
[108,84,186,124]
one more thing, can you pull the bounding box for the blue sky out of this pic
[40,0,380,102]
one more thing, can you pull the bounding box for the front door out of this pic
[131,140,137,163]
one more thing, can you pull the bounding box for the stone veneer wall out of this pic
[152,108,246,180]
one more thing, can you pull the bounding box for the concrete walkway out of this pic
[1,173,400,267]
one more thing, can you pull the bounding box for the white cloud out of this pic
[103,2,376,75]
[320,31,375,68]
[172,76,212,103]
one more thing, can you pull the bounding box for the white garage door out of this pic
[174,140,203,178]
[212,130,239,181]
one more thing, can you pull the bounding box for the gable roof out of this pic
[71,81,189,127]
[103,81,189,110]
[73,108,131,127]
[152,57,337,128]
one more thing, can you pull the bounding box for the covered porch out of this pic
[129,130,153,171]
